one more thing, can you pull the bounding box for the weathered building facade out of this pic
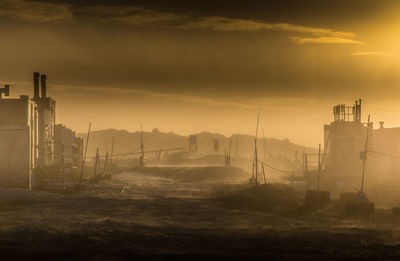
[324,99,400,192]
[54,124,83,176]
[0,92,38,187]
[0,72,83,188]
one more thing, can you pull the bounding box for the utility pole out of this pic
[251,111,260,185]
[110,136,115,171]
[79,122,91,184]
[102,152,108,177]
[139,124,145,167]
[234,135,239,160]
[262,163,266,185]
[94,148,99,180]
[361,114,370,193]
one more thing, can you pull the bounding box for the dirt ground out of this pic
[1,169,400,260]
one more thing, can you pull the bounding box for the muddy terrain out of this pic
[1,169,400,260]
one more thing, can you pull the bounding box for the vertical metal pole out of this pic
[234,135,239,160]
[361,114,370,193]
[254,111,260,185]
[102,152,108,176]
[110,136,114,165]
[262,163,266,185]
[79,122,91,184]
[139,124,144,167]
[94,148,99,180]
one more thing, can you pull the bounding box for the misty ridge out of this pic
[78,128,316,161]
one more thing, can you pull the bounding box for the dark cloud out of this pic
[0,0,398,101]
[29,0,396,26]
[0,0,398,145]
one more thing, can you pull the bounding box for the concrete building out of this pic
[188,135,198,154]
[323,99,400,192]
[0,72,83,188]
[0,90,38,188]
[323,100,371,190]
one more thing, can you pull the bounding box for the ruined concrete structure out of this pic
[32,72,56,170]
[188,135,198,154]
[54,124,84,176]
[324,99,400,191]
[0,72,83,188]
[0,93,38,187]
[324,100,369,188]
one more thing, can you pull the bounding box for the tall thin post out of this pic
[79,122,91,184]
[262,163,267,185]
[317,144,321,192]
[361,114,370,193]
[103,152,108,176]
[94,148,99,180]
[139,124,145,167]
[234,135,239,160]
[229,137,232,158]
[110,136,115,171]
[254,111,260,185]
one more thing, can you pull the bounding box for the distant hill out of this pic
[78,128,317,162]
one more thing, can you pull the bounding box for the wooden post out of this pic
[79,122,91,184]
[102,152,108,177]
[94,148,99,180]
[262,163,267,185]
[110,136,114,165]
[139,124,144,167]
[361,114,370,193]
[254,111,260,185]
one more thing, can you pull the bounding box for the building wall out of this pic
[0,97,38,188]
[0,126,30,187]
[324,114,400,190]
[54,124,83,175]
[368,127,400,186]
[323,115,373,191]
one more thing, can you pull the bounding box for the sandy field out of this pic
[0,168,400,260]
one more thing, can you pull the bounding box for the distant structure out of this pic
[213,139,219,153]
[322,99,400,191]
[54,124,84,177]
[224,138,232,167]
[323,99,369,189]
[0,72,83,188]
[188,135,198,155]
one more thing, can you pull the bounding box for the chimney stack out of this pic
[33,72,40,99]
[40,74,47,99]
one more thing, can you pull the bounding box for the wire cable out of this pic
[257,159,300,174]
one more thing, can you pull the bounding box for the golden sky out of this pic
[1,0,400,146]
